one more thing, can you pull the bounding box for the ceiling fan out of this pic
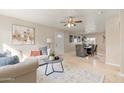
[60,16,82,28]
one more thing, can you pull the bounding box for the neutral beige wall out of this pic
[105,16,121,66]
[64,32,83,53]
[0,15,67,57]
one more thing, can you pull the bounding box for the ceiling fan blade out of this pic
[74,20,82,23]
[60,21,66,23]
[64,24,67,26]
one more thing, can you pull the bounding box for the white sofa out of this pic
[0,60,39,83]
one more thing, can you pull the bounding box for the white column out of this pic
[119,10,124,75]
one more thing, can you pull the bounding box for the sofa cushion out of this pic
[0,52,6,57]
[0,56,19,67]
[0,50,11,57]
[39,46,47,55]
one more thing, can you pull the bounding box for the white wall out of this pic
[105,16,121,66]
[0,15,67,58]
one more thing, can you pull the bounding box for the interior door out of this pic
[55,32,64,55]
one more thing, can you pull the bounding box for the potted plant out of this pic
[48,51,55,61]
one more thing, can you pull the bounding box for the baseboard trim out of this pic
[106,62,120,67]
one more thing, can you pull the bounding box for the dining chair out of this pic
[87,45,95,56]
[94,45,98,55]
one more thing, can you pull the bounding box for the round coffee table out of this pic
[39,57,64,76]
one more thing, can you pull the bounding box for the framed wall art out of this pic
[12,24,35,45]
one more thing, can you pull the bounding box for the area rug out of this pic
[37,64,105,83]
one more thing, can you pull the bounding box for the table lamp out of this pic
[47,38,52,48]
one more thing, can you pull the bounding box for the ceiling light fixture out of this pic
[71,23,74,27]
[60,16,82,28]
[67,23,71,28]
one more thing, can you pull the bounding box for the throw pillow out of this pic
[39,46,48,55]
[0,50,11,57]
[30,51,41,56]
[0,56,19,67]
[0,52,6,57]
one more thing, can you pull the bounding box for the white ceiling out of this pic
[0,9,119,34]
